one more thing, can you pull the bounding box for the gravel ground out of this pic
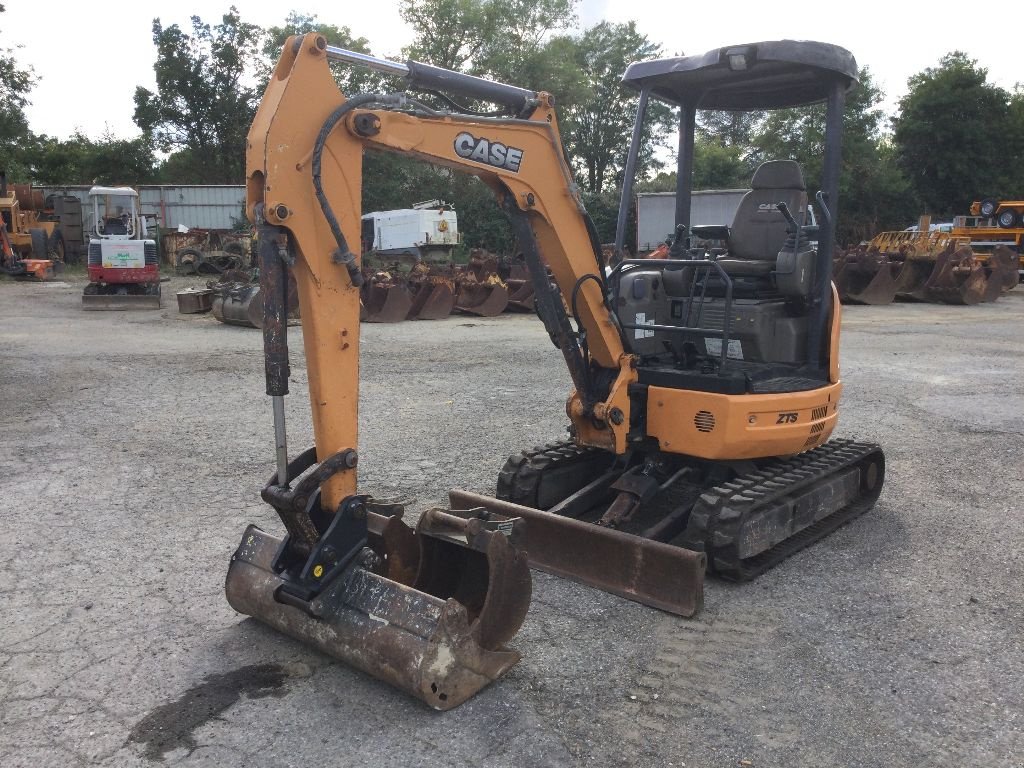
[1,274,1022,767]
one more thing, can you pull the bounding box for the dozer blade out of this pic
[407,281,456,320]
[226,504,531,710]
[361,282,413,323]
[447,489,705,617]
[82,293,161,310]
[455,283,509,317]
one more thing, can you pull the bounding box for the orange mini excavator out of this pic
[226,35,885,709]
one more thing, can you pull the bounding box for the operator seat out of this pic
[716,160,807,276]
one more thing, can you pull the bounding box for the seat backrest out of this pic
[729,161,807,261]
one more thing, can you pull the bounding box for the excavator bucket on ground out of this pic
[360,271,413,323]
[986,246,1020,294]
[454,249,509,316]
[226,476,531,709]
[834,246,897,304]
[503,260,537,312]
[922,244,989,304]
[454,277,509,316]
[406,266,457,320]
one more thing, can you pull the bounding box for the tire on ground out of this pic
[30,228,48,259]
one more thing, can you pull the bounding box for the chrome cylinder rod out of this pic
[325,46,410,77]
[272,396,288,487]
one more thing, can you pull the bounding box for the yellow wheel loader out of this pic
[227,35,885,709]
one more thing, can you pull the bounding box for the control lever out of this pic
[775,202,799,231]
[667,224,689,259]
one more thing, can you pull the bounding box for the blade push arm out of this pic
[247,34,635,508]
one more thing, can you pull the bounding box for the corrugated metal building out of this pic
[636,189,748,252]
[39,185,246,233]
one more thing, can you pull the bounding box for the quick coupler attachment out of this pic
[226,453,531,709]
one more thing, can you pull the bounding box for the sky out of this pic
[4,0,1021,141]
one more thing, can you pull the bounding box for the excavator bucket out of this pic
[455,281,509,316]
[922,245,988,304]
[212,283,264,327]
[987,246,1020,294]
[407,277,456,320]
[226,498,531,710]
[448,490,705,617]
[834,246,897,305]
[504,262,536,312]
[892,248,938,301]
[361,272,413,323]
[454,249,510,316]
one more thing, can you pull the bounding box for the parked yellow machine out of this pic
[0,172,61,280]
[225,34,885,710]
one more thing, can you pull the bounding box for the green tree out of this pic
[134,7,261,183]
[260,12,382,95]
[892,52,1015,215]
[698,110,763,148]
[27,130,156,185]
[0,2,37,181]
[750,68,914,242]
[560,21,671,193]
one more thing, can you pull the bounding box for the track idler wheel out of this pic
[226,501,530,710]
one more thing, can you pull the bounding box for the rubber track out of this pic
[679,438,885,582]
[496,439,606,508]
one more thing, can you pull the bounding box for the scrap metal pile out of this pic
[360,248,537,323]
[833,230,1019,305]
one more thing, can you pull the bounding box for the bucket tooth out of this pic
[226,503,530,710]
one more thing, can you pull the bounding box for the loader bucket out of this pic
[448,489,705,617]
[455,281,509,316]
[923,245,987,305]
[225,505,530,710]
[407,279,456,320]
[834,247,897,305]
[361,277,413,323]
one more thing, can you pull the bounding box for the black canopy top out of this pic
[622,40,858,110]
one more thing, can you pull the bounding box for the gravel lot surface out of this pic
[2,274,1022,767]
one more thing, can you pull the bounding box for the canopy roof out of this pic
[88,186,138,197]
[622,40,858,110]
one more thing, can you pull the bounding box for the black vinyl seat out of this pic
[715,160,807,276]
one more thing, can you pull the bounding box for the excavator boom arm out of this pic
[246,34,635,512]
